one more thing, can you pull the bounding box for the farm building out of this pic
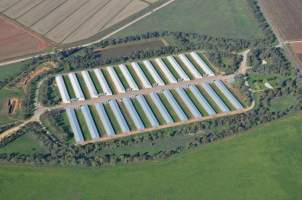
[54,51,245,143]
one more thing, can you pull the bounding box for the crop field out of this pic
[115,0,265,40]
[0,15,50,61]
[53,51,246,144]
[0,0,161,45]
[1,112,302,199]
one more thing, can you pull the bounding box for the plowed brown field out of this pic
[259,0,302,41]
[259,0,302,69]
[0,15,50,61]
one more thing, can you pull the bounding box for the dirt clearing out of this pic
[0,15,50,61]
[6,97,21,114]
[16,62,57,89]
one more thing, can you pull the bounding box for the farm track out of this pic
[237,49,250,75]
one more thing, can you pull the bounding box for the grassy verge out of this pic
[210,83,235,111]
[158,92,180,122]
[161,57,181,80]
[88,70,103,94]
[185,88,209,116]
[88,105,105,136]
[174,56,194,79]
[118,101,137,131]
[145,95,166,125]
[102,69,117,94]
[0,132,47,154]
[196,52,216,73]
[185,53,205,76]
[170,90,192,118]
[150,60,169,84]
[0,61,27,82]
[197,85,222,113]
[76,73,90,99]
[103,103,122,133]
[40,111,73,143]
[126,64,143,89]
[114,66,130,90]
[62,75,76,99]
[137,62,156,86]
[132,98,152,128]
[75,109,91,141]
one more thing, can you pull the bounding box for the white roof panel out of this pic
[136,95,159,128]
[55,75,70,103]
[178,54,202,79]
[66,108,84,143]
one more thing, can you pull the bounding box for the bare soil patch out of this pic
[289,42,302,54]
[0,15,50,61]
[5,97,21,115]
[16,62,56,89]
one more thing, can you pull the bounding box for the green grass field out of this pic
[0,132,47,154]
[0,62,27,82]
[269,95,299,113]
[0,87,24,126]
[0,112,301,199]
[114,0,264,40]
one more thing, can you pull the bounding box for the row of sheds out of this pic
[65,81,243,143]
[55,51,215,103]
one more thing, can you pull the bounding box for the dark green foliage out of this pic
[40,77,61,106]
